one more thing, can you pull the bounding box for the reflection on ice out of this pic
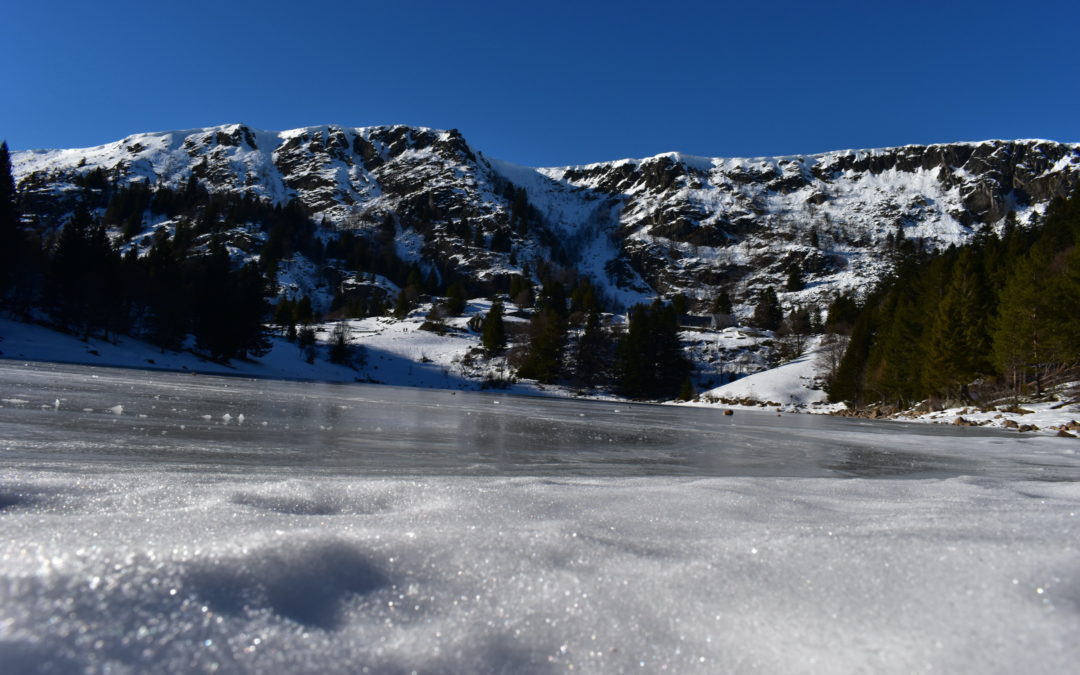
[1,361,1080,673]
[1,361,1077,481]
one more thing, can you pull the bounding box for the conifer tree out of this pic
[677,377,695,401]
[569,278,600,317]
[993,255,1052,394]
[752,286,783,331]
[615,301,691,399]
[444,281,467,316]
[1055,246,1080,361]
[47,207,103,333]
[274,298,297,337]
[481,301,507,354]
[191,238,234,360]
[0,141,20,302]
[921,250,991,399]
[517,306,566,382]
[572,310,607,388]
[827,308,877,405]
[143,233,188,349]
[866,293,924,406]
[785,264,804,292]
[231,262,271,359]
[295,296,314,325]
[537,279,568,318]
[710,290,733,316]
[824,293,860,335]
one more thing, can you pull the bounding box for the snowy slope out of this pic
[697,336,832,410]
[14,126,1080,316]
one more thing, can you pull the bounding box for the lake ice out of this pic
[1,361,1078,673]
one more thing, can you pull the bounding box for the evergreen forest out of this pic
[2,136,1078,405]
[825,191,1080,407]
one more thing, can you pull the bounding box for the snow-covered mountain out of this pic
[13,124,1080,314]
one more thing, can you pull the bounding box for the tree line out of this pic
[0,142,414,363]
[826,191,1080,407]
[1,136,812,399]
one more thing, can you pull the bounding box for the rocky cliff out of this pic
[13,125,1080,315]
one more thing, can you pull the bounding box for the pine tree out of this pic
[825,294,860,335]
[785,264,804,292]
[0,141,20,302]
[710,290,732,315]
[921,250,991,399]
[517,307,566,382]
[231,263,271,359]
[444,281,467,316]
[993,255,1052,394]
[827,304,878,405]
[671,293,689,316]
[47,207,101,333]
[615,301,691,399]
[572,310,607,388]
[537,279,568,318]
[295,296,314,324]
[752,286,783,331]
[569,278,600,316]
[481,301,507,354]
[866,293,924,406]
[615,305,650,398]
[191,238,235,361]
[274,298,297,337]
[143,233,188,349]
[1055,245,1080,361]
[490,227,512,253]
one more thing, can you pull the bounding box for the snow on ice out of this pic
[1,361,1079,672]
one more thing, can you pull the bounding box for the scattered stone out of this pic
[1003,419,1019,429]
[953,416,975,427]
[723,409,734,416]
[1018,424,1038,432]
[1066,420,1080,431]
[1056,430,1077,438]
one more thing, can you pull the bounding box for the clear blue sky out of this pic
[3,0,1078,166]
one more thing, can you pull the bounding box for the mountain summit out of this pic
[12,125,1080,314]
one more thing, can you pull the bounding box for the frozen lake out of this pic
[2,361,1079,673]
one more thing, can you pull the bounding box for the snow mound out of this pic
[698,337,832,410]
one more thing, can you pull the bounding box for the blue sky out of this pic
[3,0,1078,166]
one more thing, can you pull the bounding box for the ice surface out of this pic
[1,362,1079,673]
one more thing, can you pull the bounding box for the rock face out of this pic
[12,125,1080,314]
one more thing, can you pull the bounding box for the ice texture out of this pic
[1,362,1079,673]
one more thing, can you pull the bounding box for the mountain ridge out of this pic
[14,122,1078,168]
[11,125,1080,316]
